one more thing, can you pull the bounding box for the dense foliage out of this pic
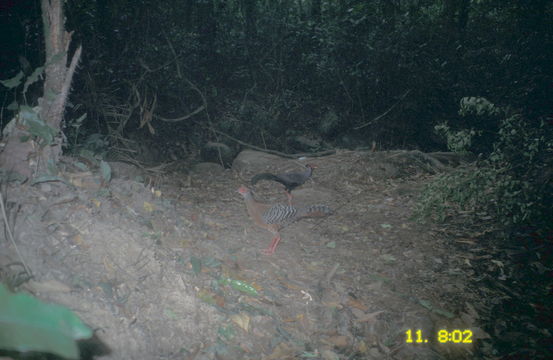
[2,1,551,150]
[416,100,552,233]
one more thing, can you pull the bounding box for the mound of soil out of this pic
[1,150,492,359]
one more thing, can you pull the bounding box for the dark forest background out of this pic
[2,0,551,152]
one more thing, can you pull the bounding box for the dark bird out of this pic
[251,164,316,205]
[237,186,332,255]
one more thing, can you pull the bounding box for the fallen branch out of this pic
[207,126,336,158]
[155,104,205,122]
[0,192,31,276]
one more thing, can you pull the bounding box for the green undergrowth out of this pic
[415,99,552,235]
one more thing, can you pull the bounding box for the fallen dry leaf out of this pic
[346,297,369,311]
[230,313,250,332]
[357,340,368,353]
[323,335,349,348]
[71,234,89,248]
[352,309,385,323]
[143,201,155,212]
[263,342,296,360]
[27,279,71,293]
[283,314,304,323]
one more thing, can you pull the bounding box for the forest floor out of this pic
[1,149,500,360]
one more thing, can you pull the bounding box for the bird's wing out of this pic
[278,166,312,185]
[277,172,304,184]
[262,204,298,224]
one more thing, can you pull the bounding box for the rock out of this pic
[39,183,52,192]
[232,150,289,175]
[109,161,143,180]
[200,142,235,167]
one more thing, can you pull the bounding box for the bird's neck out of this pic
[242,193,268,225]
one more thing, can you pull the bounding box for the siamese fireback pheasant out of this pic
[237,186,332,255]
[250,164,316,205]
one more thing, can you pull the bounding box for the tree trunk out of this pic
[0,0,81,179]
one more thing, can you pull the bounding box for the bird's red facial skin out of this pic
[237,186,248,194]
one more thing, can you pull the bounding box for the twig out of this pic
[155,105,205,122]
[0,192,31,276]
[325,263,340,283]
[354,89,412,129]
[162,30,182,78]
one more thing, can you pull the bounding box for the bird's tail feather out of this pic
[251,173,284,186]
[297,205,333,218]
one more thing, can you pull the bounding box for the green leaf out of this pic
[30,175,68,185]
[7,101,18,111]
[300,352,321,358]
[190,256,201,275]
[23,66,44,95]
[0,283,92,359]
[74,162,89,171]
[0,71,24,89]
[197,290,216,305]
[217,325,235,340]
[325,241,336,248]
[433,308,455,319]
[380,254,396,263]
[226,278,258,296]
[164,308,177,319]
[19,105,57,145]
[202,257,221,268]
[219,277,258,296]
[72,113,87,127]
[418,299,432,310]
[100,160,111,182]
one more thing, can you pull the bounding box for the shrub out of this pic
[415,101,552,234]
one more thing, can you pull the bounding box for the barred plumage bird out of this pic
[237,186,333,255]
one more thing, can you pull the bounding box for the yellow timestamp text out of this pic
[405,329,473,344]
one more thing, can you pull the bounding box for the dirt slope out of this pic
[0,150,490,359]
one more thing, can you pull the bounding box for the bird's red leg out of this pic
[286,191,293,206]
[261,234,281,255]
